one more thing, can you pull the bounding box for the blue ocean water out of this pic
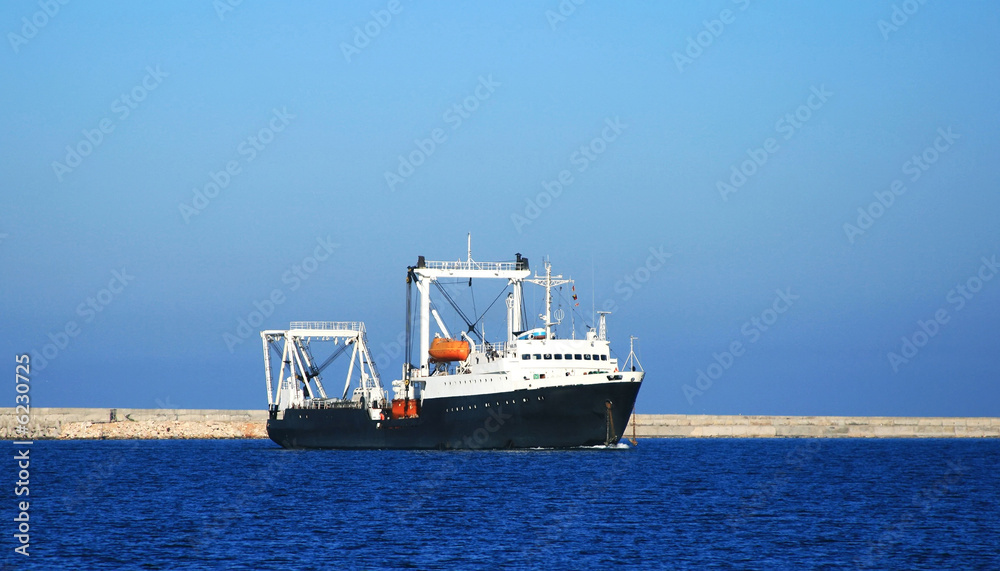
[5,438,999,569]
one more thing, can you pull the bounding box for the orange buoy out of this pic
[428,338,471,362]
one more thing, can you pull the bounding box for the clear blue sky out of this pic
[2,1,998,415]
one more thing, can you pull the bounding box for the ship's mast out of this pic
[597,311,610,341]
[526,260,572,339]
[624,335,643,372]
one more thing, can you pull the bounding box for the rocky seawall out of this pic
[1,409,998,440]
[626,414,1000,438]
[2,408,268,440]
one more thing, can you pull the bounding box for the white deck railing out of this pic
[289,321,365,332]
[422,260,523,272]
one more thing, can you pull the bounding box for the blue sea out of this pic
[5,439,999,569]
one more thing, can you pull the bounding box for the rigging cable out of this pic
[520,293,528,333]
[431,281,510,343]
[470,278,477,330]
[554,285,593,332]
[311,341,352,377]
[432,281,483,341]
[470,286,509,331]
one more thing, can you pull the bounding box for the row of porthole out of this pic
[445,377,502,386]
[445,396,542,413]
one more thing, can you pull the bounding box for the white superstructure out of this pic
[398,240,642,408]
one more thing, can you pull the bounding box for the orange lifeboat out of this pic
[428,338,470,362]
[391,398,419,419]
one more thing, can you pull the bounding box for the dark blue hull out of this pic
[267,381,641,450]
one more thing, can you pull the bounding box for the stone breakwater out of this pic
[1,409,997,440]
[1,408,268,440]
[624,414,1000,438]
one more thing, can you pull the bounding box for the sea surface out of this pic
[5,438,999,570]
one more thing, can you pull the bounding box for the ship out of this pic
[260,242,644,449]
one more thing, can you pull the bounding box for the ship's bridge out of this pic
[511,339,612,367]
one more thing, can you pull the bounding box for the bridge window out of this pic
[574,354,582,360]
[591,355,599,360]
[522,354,530,360]
[554,354,562,360]
[584,354,591,360]
[564,354,572,360]
[543,354,552,360]
[601,355,608,361]
[533,354,542,360]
